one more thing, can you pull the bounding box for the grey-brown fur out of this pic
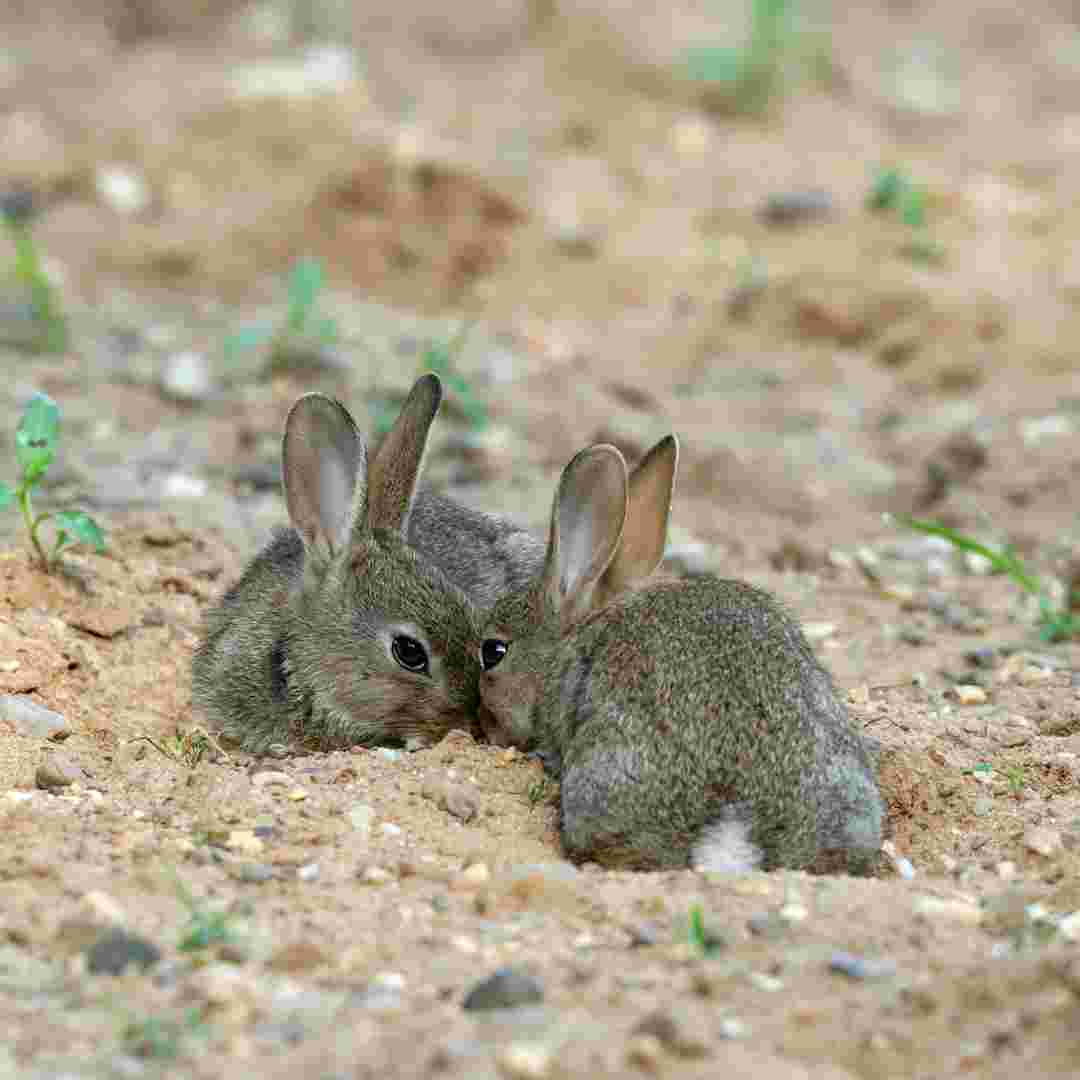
[479,439,884,874]
[191,375,490,752]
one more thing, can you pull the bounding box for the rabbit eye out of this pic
[392,635,429,674]
[480,639,508,671]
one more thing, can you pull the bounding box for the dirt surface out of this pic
[6,2,1080,1077]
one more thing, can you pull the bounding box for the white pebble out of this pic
[95,165,151,216]
[297,863,320,882]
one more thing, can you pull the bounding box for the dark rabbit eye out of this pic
[392,635,429,674]
[481,639,508,671]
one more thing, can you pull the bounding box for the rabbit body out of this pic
[479,442,884,874]
[528,578,881,872]
[192,375,495,752]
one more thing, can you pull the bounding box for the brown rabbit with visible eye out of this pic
[191,374,486,752]
[478,438,884,874]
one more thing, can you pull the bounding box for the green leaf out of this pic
[286,258,324,333]
[868,168,907,211]
[53,510,106,553]
[0,482,13,509]
[685,46,745,86]
[15,392,59,479]
[900,186,926,228]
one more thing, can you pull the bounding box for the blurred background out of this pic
[3,0,1080,566]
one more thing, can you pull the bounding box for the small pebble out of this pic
[361,865,394,885]
[225,830,265,855]
[297,862,320,882]
[717,1017,749,1040]
[376,748,403,763]
[81,890,125,925]
[953,684,988,706]
[828,951,897,980]
[251,771,293,789]
[421,775,480,823]
[496,1041,554,1079]
[463,968,544,1011]
[973,795,994,817]
[86,927,161,975]
[35,755,77,790]
[380,822,402,838]
[758,189,832,226]
[95,165,151,216]
[160,351,212,403]
[0,695,68,739]
[235,862,275,884]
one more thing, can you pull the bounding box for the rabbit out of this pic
[476,438,885,874]
[191,373,488,752]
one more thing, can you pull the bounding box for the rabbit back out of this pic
[547,577,883,873]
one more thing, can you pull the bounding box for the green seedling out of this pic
[1,190,68,353]
[685,903,726,957]
[892,514,1080,643]
[685,0,827,116]
[421,324,489,431]
[131,726,229,769]
[0,393,105,570]
[525,776,556,809]
[121,1007,207,1061]
[867,168,947,266]
[224,257,340,374]
[867,167,929,226]
[172,873,245,956]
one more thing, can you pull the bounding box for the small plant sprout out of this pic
[224,257,340,375]
[1,189,68,353]
[684,0,829,117]
[867,168,945,266]
[131,726,229,769]
[891,514,1080,643]
[686,903,726,957]
[172,874,245,956]
[0,393,105,570]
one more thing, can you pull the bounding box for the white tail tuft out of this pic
[691,818,763,875]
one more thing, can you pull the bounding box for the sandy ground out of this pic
[5,1,1080,1076]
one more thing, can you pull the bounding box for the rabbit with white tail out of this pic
[191,373,524,752]
[477,437,884,874]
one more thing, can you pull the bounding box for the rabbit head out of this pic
[280,374,482,749]
[478,437,677,750]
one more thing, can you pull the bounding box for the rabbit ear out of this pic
[596,434,679,602]
[282,393,366,560]
[544,444,628,624]
[366,373,442,535]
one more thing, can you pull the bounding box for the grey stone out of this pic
[86,928,161,975]
[463,968,544,1011]
[0,695,68,739]
[828,951,897,980]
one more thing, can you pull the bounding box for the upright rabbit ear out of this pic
[366,373,442,535]
[543,444,628,625]
[595,434,679,604]
[282,393,365,561]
